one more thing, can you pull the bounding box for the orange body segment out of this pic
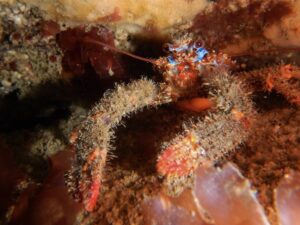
[176,98,214,112]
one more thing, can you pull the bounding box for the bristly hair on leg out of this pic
[157,69,255,195]
[65,78,171,212]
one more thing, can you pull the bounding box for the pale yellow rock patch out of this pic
[0,0,209,31]
[264,0,300,47]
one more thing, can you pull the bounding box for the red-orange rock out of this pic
[143,190,208,225]
[22,149,83,225]
[0,138,24,218]
[193,163,270,225]
[57,26,124,78]
[143,163,270,225]
[275,172,300,225]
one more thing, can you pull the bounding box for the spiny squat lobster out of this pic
[66,35,300,212]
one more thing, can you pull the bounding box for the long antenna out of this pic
[83,37,156,64]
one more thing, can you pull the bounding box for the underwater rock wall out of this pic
[0,0,209,31]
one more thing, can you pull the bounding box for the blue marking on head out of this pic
[167,56,177,65]
[194,47,208,62]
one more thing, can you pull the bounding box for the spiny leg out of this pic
[66,78,170,211]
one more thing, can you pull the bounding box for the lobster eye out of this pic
[194,40,203,48]
[167,56,177,65]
